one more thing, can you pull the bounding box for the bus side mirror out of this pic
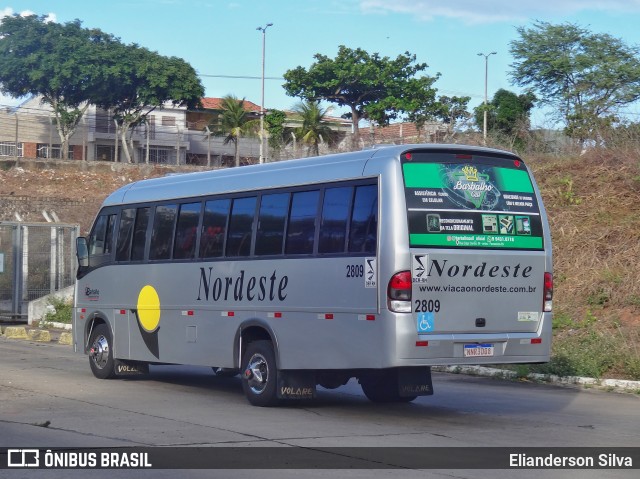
[76,237,89,268]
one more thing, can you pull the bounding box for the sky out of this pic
[3,0,640,127]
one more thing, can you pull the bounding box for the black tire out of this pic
[88,323,116,379]
[241,340,279,407]
[360,370,417,403]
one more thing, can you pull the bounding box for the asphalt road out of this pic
[0,336,638,479]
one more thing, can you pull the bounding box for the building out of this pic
[0,97,444,165]
[0,96,264,166]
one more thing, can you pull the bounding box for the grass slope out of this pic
[528,148,640,379]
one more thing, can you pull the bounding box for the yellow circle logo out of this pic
[137,285,161,333]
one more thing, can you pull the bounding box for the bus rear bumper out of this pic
[392,333,551,367]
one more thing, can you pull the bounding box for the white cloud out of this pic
[360,0,640,24]
[0,7,56,22]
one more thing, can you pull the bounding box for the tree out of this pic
[96,44,204,164]
[509,21,640,143]
[291,101,336,156]
[0,15,119,159]
[209,95,258,167]
[264,109,287,160]
[0,14,203,164]
[283,46,439,146]
[473,89,535,137]
[434,95,471,141]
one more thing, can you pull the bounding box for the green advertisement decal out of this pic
[403,159,544,250]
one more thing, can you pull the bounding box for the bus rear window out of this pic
[402,152,544,250]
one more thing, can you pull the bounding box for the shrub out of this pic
[43,297,73,324]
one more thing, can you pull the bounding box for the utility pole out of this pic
[477,51,496,145]
[257,23,273,164]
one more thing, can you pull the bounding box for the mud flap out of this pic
[114,359,149,377]
[398,366,434,397]
[276,370,316,399]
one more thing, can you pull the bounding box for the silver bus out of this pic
[74,144,553,406]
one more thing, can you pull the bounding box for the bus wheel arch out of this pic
[84,315,109,353]
[233,321,280,370]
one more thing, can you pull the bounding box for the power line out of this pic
[198,73,283,81]
[195,72,485,98]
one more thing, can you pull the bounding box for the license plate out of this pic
[464,343,494,357]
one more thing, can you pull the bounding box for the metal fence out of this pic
[0,222,79,321]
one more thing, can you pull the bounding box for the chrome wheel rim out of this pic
[90,335,109,370]
[246,353,269,395]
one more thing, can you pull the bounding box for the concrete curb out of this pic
[27,329,51,342]
[433,365,640,393]
[2,325,71,345]
[58,331,73,345]
[4,326,29,340]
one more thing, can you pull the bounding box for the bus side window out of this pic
[319,186,353,254]
[150,205,178,260]
[256,192,290,256]
[174,202,201,260]
[103,214,116,256]
[200,199,230,258]
[286,190,319,255]
[89,213,116,261]
[130,207,150,261]
[349,185,378,253]
[226,197,257,257]
[115,208,135,262]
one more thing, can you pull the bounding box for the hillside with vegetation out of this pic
[1,147,639,381]
[526,148,640,381]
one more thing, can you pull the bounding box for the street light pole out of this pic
[477,51,496,145]
[257,23,273,164]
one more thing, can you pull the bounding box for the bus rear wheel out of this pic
[88,323,116,380]
[360,370,417,403]
[241,340,279,407]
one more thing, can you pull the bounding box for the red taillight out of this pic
[388,271,411,300]
[388,271,412,313]
[543,272,553,312]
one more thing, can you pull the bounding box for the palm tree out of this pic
[210,95,258,167]
[292,101,336,157]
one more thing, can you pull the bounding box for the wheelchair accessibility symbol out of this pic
[417,312,434,333]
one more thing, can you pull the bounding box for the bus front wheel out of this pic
[241,340,279,407]
[88,323,116,380]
